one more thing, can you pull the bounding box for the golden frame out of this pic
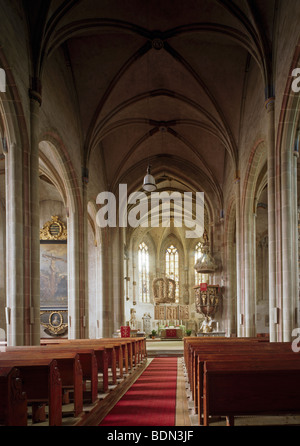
[40,215,67,241]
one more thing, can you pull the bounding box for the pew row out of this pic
[0,357,62,426]
[183,337,300,426]
[0,337,146,425]
[3,347,99,411]
[40,337,146,378]
[196,350,300,425]
[186,339,293,413]
[184,337,269,399]
[203,359,300,426]
[0,367,27,426]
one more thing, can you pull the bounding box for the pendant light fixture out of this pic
[143,165,157,192]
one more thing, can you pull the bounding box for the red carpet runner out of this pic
[100,357,178,426]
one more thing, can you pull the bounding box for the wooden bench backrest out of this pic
[0,367,27,426]
[203,359,300,424]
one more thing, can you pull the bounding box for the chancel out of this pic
[1,0,300,428]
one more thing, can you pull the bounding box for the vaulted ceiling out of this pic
[25,0,276,211]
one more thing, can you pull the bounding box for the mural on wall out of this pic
[40,243,67,308]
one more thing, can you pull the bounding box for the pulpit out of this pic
[193,284,222,335]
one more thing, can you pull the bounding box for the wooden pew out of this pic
[41,337,146,382]
[41,339,118,388]
[41,339,117,386]
[0,357,62,426]
[1,350,83,418]
[196,350,300,425]
[0,367,27,426]
[203,358,300,426]
[102,337,147,370]
[184,338,265,398]
[77,337,146,371]
[188,340,293,414]
[5,346,97,405]
[185,337,272,389]
[184,337,259,382]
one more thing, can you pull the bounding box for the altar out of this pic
[160,327,183,339]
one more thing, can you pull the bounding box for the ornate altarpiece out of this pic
[152,277,189,323]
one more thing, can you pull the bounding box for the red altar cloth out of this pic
[165,329,177,338]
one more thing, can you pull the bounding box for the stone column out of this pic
[265,97,277,342]
[293,145,299,329]
[183,266,189,305]
[81,171,89,338]
[281,134,295,341]
[29,87,42,345]
[67,211,80,339]
[0,199,6,336]
[293,145,300,328]
[5,142,24,346]
[235,175,243,336]
[225,240,236,336]
[111,226,124,331]
[101,227,113,337]
[244,211,256,337]
[96,240,103,338]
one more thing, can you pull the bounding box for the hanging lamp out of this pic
[143,165,157,192]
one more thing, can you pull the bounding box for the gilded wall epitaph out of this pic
[40,216,68,336]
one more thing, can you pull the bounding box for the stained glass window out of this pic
[138,242,150,302]
[194,241,208,285]
[165,245,179,301]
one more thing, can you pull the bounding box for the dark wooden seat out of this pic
[183,337,296,421]
[41,339,119,387]
[203,358,300,425]
[0,357,62,426]
[5,346,97,406]
[43,343,109,394]
[185,338,268,401]
[41,337,146,384]
[196,350,300,425]
[2,349,83,417]
[0,367,27,426]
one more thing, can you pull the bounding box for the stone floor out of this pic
[146,338,184,357]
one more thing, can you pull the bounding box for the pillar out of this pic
[101,227,113,337]
[225,240,236,336]
[81,171,89,338]
[111,226,125,331]
[235,175,243,337]
[293,143,299,329]
[5,142,24,345]
[265,97,277,342]
[67,211,81,339]
[244,211,256,337]
[29,86,42,345]
[281,133,299,341]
